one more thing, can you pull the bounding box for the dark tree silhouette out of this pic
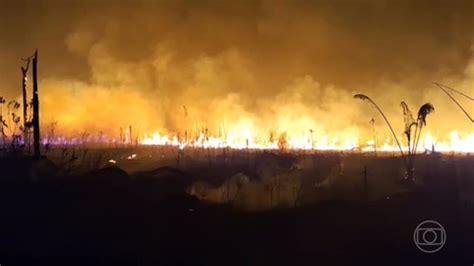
[32,49,41,158]
[20,56,32,146]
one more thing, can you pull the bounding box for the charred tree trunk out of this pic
[32,49,41,158]
[21,57,31,148]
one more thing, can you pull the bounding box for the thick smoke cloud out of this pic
[0,0,472,144]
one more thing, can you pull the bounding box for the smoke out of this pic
[0,0,472,143]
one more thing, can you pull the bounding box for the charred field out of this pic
[0,147,473,265]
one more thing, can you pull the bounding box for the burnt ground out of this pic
[0,154,473,266]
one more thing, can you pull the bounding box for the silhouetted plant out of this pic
[401,101,416,159]
[410,103,435,178]
[44,120,58,155]
[11,113,21,136]
[354,94,434,181]
[369,118,377,154]
[7,100,20,130]
[354,94,407,167]
[5,100,22,149]
[433,82,473,122]
[0,96,7,149]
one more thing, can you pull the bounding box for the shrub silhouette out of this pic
[354,94,434,181]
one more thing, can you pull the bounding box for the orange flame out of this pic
[142,129,474,153]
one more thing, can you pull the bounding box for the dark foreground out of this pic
[0,155,473,266]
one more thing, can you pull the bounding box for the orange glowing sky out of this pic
[0,0,472,151]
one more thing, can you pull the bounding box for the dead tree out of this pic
[32,49,41,158]
[21,56,32,147]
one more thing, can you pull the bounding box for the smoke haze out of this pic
[0,0,472,144]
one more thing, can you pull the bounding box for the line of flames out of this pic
[140,130,474,153]
[39,129,473,153]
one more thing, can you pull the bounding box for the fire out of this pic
[141,125,363,151]
[141,129,474,153]
[421,130,474,153]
